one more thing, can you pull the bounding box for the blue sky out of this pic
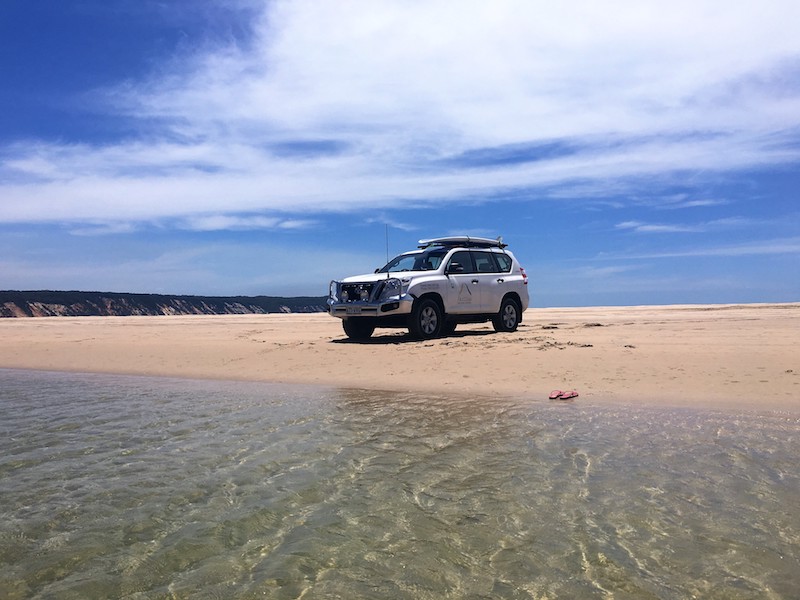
[1,0,799,307]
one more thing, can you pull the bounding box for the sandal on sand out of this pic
[549,390,563,400]
[560,390,579,400]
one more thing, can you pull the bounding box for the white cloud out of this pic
[646,237,800,258]
[179,214,315,231]
[601,236,800,259]
[68,222,140,236]
[672,200,730,209]
[364,215,418,232]
[574,265,643,278]
[3,0,800,227]
[616,221,705,233]
[615,216,775,234]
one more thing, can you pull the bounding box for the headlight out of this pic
[377,278,402,301]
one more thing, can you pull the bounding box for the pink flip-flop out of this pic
[549,390,563,400]
[560,390,579,400]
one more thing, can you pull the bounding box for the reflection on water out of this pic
[1,369,799,599]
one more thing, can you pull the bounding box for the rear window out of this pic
[495,253,512,272]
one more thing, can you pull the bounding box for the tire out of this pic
[343,319,375,340]
[408,298,443,339]
[493,296,520,332]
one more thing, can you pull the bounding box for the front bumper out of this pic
[327,297,413,318]
[327,278,414,319]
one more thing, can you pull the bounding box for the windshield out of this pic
[378,249,447,273]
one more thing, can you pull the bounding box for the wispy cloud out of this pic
[68,222,141,236]
[649,237,800,258]
[364,216,418,232]
[638,194,732,210]
[615,217,763,234]
[179,214,316,231]
[660,198,730,210]
[574,265,643,278]
[2,0,800,230]
[604,237,800,259]
[616,221,705,234]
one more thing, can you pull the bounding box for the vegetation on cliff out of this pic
[0,291,327,317]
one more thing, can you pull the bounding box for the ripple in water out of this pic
[1,369,798,599]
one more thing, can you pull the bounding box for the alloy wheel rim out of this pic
[503,305,517,328]
[421,307,438,334]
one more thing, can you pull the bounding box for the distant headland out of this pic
[0,290,327,318]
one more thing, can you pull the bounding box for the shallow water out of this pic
[1,369,798,599]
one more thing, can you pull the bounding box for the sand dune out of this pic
[1,304,798,411]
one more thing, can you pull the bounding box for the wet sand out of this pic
[1,303,798,411]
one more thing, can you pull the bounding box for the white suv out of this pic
[328,236,529,340]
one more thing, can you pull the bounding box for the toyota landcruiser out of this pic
[328,236,529,340]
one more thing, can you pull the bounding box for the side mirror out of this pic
[374,268,380,273]
[447,262,464,274]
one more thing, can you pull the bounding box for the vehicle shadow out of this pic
[330,329,497,345]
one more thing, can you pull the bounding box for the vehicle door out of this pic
[470,250,505,312]
[494,251,528,308]
[444,250,480,314]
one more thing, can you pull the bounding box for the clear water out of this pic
[1,369,798,599]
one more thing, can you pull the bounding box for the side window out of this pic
[446,251,475,273]
[494,253,512,272]
[419,250,446,271]
[473,251,500,273]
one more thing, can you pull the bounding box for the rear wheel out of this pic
[408,298,443,339]
[343,319,375,340]
[492,296,520,332]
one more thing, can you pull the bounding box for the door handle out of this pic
[496,278,505,283]
[471,279,479,284]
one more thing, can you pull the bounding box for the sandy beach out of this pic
[1,303,798,411]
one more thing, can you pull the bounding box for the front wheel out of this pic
[343,319,375,340]
[492,297,520,332]
[408,298,443,339]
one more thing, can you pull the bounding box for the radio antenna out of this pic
[385,223,389,264]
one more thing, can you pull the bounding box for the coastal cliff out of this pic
[0,291,327,318]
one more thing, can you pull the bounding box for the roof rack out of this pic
[418,236,507,249]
